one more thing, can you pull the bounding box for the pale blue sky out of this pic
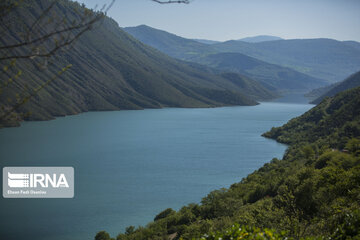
[77,0,360,42]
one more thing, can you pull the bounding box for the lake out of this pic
[0,101,312,240]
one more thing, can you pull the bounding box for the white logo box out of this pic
[3,167,74,198]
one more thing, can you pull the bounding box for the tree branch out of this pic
[152,0,190,4]
[0,0,114,60]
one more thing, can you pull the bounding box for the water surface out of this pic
[0,102,312,240]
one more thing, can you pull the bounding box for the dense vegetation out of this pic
[311,71,360,104]
[263,86,360,147]
[124,25,327,93]
[1,0,277,127]
[124,25,215,61]
[97,87,360,240]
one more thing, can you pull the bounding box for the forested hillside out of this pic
[124,25,214,60]
[311,71,360,104]
[98,87,360,240]
[1,0,275,127]
[264,86,360,146]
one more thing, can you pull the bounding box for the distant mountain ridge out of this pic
[192,39,220,44]
[194,52,327,92]
[239,35,283,43]
[125,25,360,83]
[212,38,360,82]
[124,25,328,93]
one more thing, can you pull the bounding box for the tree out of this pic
[345,138,360,155]
[154,208,176,221]
[95,231,112,240]
[125,226,135,235]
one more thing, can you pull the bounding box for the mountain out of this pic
[218,72,278,100]
[124,25,215,60]
[311,71,360,104]
[125,25,360,84]
[102,87,360,240]
[192,39,221,45]
[1,1,271,127]
[239,35,283,43]
[194,52,327,92]
[305,83,337,99]
[124,25,327,93]
[213,38,360,82]
[263,86,360,146]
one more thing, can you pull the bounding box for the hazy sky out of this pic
[77,0,360,42]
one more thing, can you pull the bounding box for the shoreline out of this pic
[0,101,261,130]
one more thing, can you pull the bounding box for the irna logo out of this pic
[3,167,74,198]
[8,172,69,188]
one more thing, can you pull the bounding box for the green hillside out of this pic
[100,87,360,240]
[263,86,360,146]
[124,25,329,92]
[213,39,360,83]
[1,0,272,127]
[195,52,327,92]
[219,72,278,100]
[311,71,360,104]
[124,25,215,60]
[172,61,278,101]
[305,83,337,100]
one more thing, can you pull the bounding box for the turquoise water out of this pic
[0,102,312,240]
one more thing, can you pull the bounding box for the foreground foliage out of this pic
[199,224,290,240]
[97,87,360,240]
